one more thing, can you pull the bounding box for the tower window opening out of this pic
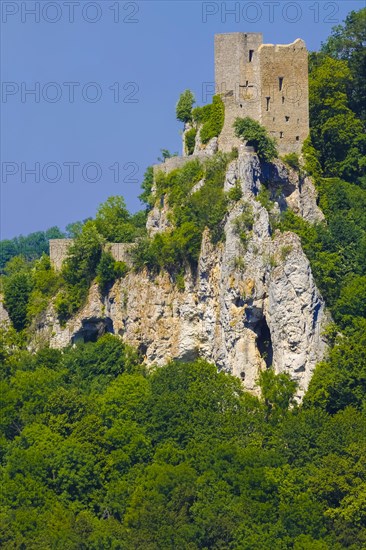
[282,96,285,104]
[249,50,254,62]
[285,116,290,122]
[296,136,300,141]
[280,131,284,138]
[266,97,270,111]
[279,77,284,91]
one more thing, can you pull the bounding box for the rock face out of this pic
[40,151,327,400]
[0,294,10,326]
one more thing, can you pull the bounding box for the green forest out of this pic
[1,9,365,549]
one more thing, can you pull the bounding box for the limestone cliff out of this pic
[38,150,327,400]
[0,294,10,325]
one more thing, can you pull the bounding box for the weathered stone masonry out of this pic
[215,32,309,155]
[49,239,134,271]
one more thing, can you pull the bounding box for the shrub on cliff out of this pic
[2,255,60,331]
[55,222,104,322]
[139,166,154,209]
[176,89,195,123]
[302,136,323,179]
[234,117,278,162]
[96,251,128,294]
[282,152,300,172]
[193,95,225,144]
[95,196,138,243]
[185,127,197,155]
[134,153,232,275]
[2,259,33,331]
[133,222,202,273]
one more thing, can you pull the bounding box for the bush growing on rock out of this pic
[234,117,278,162]
[176,89,195,123]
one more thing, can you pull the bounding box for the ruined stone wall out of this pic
[152,156,192,176]
[49,239,74,271]
[106,243,135,264]
[218,96,246,153]
[49,239,135,271]
[215,32,262,100]
[153,138,218,177]
[259,39,309,155]
[215,33,262,154]
[215,33,309,155]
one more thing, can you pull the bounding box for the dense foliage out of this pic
[1,198,146,328]
[139,165,154,209]
[192,95,225,144]
[95,196,144,243]
[133,151,237,273]
[185,127,197,155]
[0,10,365,548]
[321,8,366,122]
[0,226,65,273]
[309,8,366,185]
[278,176,366,316]
[1,333,365,549]
[176,89,195,123]
[2,255,61,332]
[55,197,145,323]
[234,117,278,161]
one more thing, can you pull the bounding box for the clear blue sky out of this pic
[1,0,364,239]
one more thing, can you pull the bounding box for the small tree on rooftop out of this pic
[234,117,278,162]
[176,89,195,123]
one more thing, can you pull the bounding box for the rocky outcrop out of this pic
[39,151,327,400]
[260,159,324,223]
[0,294,10,326]
[146,197,172,237]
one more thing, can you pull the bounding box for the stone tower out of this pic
[215,33,309,155]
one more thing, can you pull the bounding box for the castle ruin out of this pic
[215,33,309,155]
[50,33,310,269]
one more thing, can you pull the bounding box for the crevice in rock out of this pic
[138,342,148,356]
[255,316,273,368]
[313,300,321,329]
[235,296,245,307]
[177,347,200,362]
[71,317,114,344]
[244,304,263,326]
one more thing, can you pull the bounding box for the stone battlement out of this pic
[49,239,135,271]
